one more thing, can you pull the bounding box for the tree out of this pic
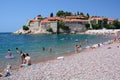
[37,15,43,20]
[46,27,53,32]
[109,25,116,29]
[77,11,79,15]
[105,24,116,29]
[64,11,72,16]
[113,19,120,29]
[23,25,29,31]
[56,10,65,17]
[92,23,101,29]
[86,13,90,18]
[50,13,53,17]
[103,18,108,25]
[57,20,70,33]
[58,20,64,27]
[98,20,102,28]
[37,15,42,17]
[56,10,72,17]
[60,25,70,31]
[80,12,84,16]
[85,24,91,30]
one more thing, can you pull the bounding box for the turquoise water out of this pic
[0,33,114,70]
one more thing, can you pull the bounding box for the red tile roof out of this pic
[108,18,114,22]
[65,19,88,22]
[91,17,103,20]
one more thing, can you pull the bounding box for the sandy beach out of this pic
[1,39,120,80]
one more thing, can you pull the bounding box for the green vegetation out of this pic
[56,10,72,17]
[86,13,90,18]
[92,23,101,29]
[37,15,44,20]
[23,25,29,31]
[90,18,120,29]
[57,20,70,33]
[105,24,116,29]
[113,20,120,29]
[60,25,70,31]
[27,10,120,33]
[50,13,53,17]
[56,11,120,30]
[46,27,53,33]
[85,24,91,30]
[37,15,42,17]
[80,12,84,16]
[77,11,79,15]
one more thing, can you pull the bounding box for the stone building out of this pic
[26,16,88,34]
[64,19,88,33]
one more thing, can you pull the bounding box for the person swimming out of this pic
[16,48,20,54]
[42,47,45,51]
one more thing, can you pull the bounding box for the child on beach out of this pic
[2,64,11,77]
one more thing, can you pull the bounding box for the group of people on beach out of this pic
[15,48,31,67]
[0,48,32,77]
[7,48,31,67]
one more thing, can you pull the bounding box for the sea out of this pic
[0,33,115,71]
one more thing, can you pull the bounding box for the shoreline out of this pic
[1,38,120,79]
[0,32,115,72]
[0,31,119,79]
[0,35,116,72]
[13,29,120,34]
[1,32,116,69]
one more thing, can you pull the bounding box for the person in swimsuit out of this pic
[21,53,31,67]
[20,51,26,64]
[7,49,12,56]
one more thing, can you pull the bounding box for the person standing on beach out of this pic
[79,43,82,52]
[15,48,26,64]
[20,51,26,64]
[75,45,80,53]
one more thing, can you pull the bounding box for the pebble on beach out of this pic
[1,42,120,80]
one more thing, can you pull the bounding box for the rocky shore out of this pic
[13,29,120,35]
[1,41,120,80]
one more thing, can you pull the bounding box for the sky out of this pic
[0,0,120,32]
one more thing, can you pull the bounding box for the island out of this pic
[13,10,120,34]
